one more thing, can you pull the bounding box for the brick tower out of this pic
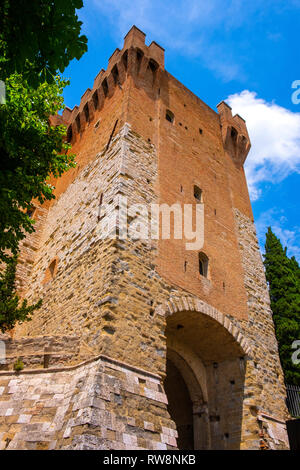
[0,26,289,450]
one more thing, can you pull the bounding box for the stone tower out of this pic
[0,26,289,450]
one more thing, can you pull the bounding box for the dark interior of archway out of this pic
[164,358,194,450]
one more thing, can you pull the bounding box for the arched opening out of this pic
[166,109,174,123]
[75,114,81,133]
[164,358,194,449]
[198,252,209,277]
[84,103,89,123]
[66,125,73,143]
[136,48,144,74]
[164,306,247,450]
[193,185,203,202]
[92,90,99,110]
[102,78,108,97]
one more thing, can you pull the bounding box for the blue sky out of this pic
[63,0,300,260]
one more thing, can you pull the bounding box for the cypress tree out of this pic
[264,227,300,385]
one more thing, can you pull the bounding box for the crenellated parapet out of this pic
[61,25,165,144]
[217,100,251,167]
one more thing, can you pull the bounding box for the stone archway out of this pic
[165,346,210,449]
[155,296,251,357]
[157,296,250,450]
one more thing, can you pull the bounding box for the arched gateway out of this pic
[158,296,250,450]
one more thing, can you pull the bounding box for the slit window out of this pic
[148,58,158,73]
[98,193,103,221]
[198,252,209,277]
[194,185,203,202]
[49,260,56,278]
[26,205,36,219]
[166,109,174,123]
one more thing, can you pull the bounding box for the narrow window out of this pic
[48,259,57,279]
[194,185,202,202]
[97,193,103,221]
[166,109,174,123]
[26,205,36,219]
[148,58,158,73]
[198,252,209,277]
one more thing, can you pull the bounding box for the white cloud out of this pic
[227,90,300,200]
[255,208,300,260]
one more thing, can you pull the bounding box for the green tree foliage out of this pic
[0,256,42,333]
[0,73,75,263]
[0,1,87,261]
[0,1,87,329]
[0,0,87,86]
[264,227,300,385]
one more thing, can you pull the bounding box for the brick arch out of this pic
[155,296,251,357]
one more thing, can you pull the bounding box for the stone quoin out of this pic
[0,26,289,450]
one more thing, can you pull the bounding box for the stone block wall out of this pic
[0,334,80,371]
[0,355,176,450]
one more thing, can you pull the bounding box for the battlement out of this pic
[57,25,250,171]
[217,100,251,167]
[62,25,165,145]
